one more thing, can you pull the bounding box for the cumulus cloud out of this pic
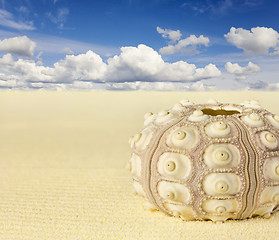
[106,44,164,81]
[0,53,53,82]
[266,83,279,90]
[0,9,35,30]
[0,36,36,57]
[106,44,221,82]
[30,82,67,91]
[157,26,182,42]
[105,81,215,91]
[32,81,105,91]
[225,61,260,80]
[71,81,95,89]
[159,34,210,55]
[225,27,279,55]
[28,81,97,90]
[247,80,268,90]
[243,81,279,91]
[0,72,28,89]
[0,49,107,83]
[50,50,107,82]
[0,44,221,89]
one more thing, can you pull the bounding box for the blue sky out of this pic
[0,0,278,90]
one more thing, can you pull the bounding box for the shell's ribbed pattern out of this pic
[128,99,279,222]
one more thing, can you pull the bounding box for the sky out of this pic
[0,0,278,90]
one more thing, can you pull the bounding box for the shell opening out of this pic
[202,108,240,116]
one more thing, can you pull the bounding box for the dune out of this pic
[0,90,279,239]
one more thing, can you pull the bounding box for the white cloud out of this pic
[159,34,210,55]
[184,0,263,15]
[212,0,233,14]
[225,61,260,80]
[244,0,264,7]
[0,53,53,82]
[243,81,279,91]
[71,81,95,89]
[105,81,215,91]
[32,82,67,91]
[105,81,178,91]
[0,9,35,30]
[106,44,221,82]
[28,81,104,91]
[0,50,107,83]
[0,36,36,57]
[225,27,279,55]
[0,73,26,88]
[0,44,221,88]
[247,80,268,90]
[36,51,43,65]
[62,47,74,54]
[29,82,44,88]
[106,44,164,81]
[157,26,182,42]
[50,50,107,82]
[266,83,279,90]
[17,6,29,14]
[189,81,214,91]
[46,8,69,29]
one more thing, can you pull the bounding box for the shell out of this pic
[128,99,279,222]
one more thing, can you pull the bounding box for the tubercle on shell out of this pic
[128,99,279,222]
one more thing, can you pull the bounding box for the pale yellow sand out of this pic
[0,91,279,239]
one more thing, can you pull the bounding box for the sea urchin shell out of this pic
[128,99,279,222]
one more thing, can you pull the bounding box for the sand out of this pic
[0,90,279,239]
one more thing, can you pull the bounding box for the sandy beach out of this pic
[1,90,279,239]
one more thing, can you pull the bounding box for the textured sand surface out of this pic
[0,91,279,239]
